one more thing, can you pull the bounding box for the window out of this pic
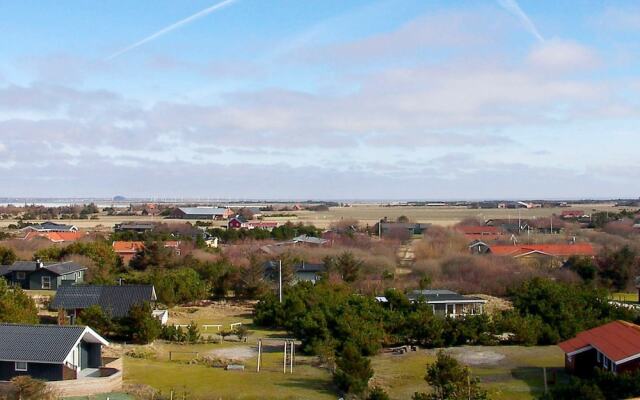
[15,271,26,280]
[15,362,27,371]
[597,351,602,362]
[41,276,51,289]
[604,357,609,368]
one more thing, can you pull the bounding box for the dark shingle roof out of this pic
[51,285,156,318]
[0,261,86,276]
[408,290,486,303]
[0,324,87,363]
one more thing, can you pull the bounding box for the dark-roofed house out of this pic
[406,290,487,318]
[263,261,327,284]
[21,221,78,233]
[114,222,156,233]
[51,285,158,323]
[559,321,640,377]
[373,222,431,237]
[0,324,108,381]
[172,207,233,220]
[0,261,86,290]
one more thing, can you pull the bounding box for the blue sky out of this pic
[0,0,639,199]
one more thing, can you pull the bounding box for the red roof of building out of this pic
[488,243,595,257]
[112,240,180,254]
[23,231,84,242]
[558,321,640,363]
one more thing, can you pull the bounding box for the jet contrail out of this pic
[106,0,238,60]
[497,0,544,43]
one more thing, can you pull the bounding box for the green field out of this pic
[371,346,567,400]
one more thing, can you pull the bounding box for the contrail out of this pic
[497,0,544,43]
[106,0,238,60]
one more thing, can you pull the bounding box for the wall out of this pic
[0,361,63,381]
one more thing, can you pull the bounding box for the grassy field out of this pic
[0,203,625,230]
[611,292,638,303]
[371,346,566,400]
[66,394,133,400]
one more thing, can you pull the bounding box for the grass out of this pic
[610,292,638,303]
[371,346,567,400]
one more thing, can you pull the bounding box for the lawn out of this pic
[611,292,638,303]
[371,346,567,400]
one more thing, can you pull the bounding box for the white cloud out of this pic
[527,40,600,72]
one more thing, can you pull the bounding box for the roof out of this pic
[0,261,86,276]
[23,231,83,242]
[407,289,487,303]
[115,222,156,230]
[177,207,228,216]
[291,235,328,245]
[558,321,640,363]
[455,226,503,235]
[264,261,327,274]
[51,285,157,318]
[112,241,145,253]
[0,324,107,364]
[488,243,595,257]
[21,221,77,232]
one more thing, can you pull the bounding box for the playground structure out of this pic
[256,338,295,374]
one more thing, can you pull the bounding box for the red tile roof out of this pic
[558,321,640,363]
[112,241,145,254]
[23,231,84,242]
[488,243,595,257]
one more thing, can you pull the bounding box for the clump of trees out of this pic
[0,279,38,324]
[541,368,640,400]
[77,302,161,344]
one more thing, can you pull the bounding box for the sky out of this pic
[0,0,639,200]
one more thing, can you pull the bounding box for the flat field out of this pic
[0,203,624,230]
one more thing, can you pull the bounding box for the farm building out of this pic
[0,260,86,290]
[0,324,108,381]
[172,207,233,220]
[559,321,640,377]
[51,284,159,323]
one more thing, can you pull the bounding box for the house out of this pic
[455,226,504,241]
[0,324,108,381]
[373,221,431,237]
[172,207,233,220]
[406,290,487,318]
[468,240,492,255]
[22,231,84,243]
[263,261,327,284]
[290,235,329,246]
[485,219,531,234]
[248,221,278,230]
[558,321,640,377]
[114,222,156,233]
[21,221,78,233]
[228,215,249,229]
[486,243,595,259]
[51,284,159,323]
[560,210,587,219]
[0,261,86,290]
[112,241,181,265]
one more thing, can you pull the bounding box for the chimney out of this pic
[36,259,44,269]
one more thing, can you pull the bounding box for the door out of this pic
[80,343,89,370]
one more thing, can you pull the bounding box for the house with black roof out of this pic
[263,261,326,284]
[51,285,158,323]
[0,260,86,290]
[0,324,108,381]
[21,221,78,233]
[407,290,487,318]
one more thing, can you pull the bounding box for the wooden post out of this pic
[257,339,262,372]
[283,340,287,373]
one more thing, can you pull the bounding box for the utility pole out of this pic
[279,260,283,303]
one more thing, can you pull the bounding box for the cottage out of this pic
[114,222,156,233]
[112,241,181,265]
[373,221,431,237]
[51,284,159,323]
[0,324,108,381]
[0,261,86,290]
[559,321,640,377]
[20,221,78,233]
[263,261,326,284]
[172,207,233,220]
[406,290,486,318]
[22,231,84,243]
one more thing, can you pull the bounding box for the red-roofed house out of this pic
[112,241,181,264]
[455,226,504,241]
[558,321,640,376]
[22,231,84,243]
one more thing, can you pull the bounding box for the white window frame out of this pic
[15,362,27,371]
[604,357,609,368]
[15,271,26,280]
[41,276,51,289]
